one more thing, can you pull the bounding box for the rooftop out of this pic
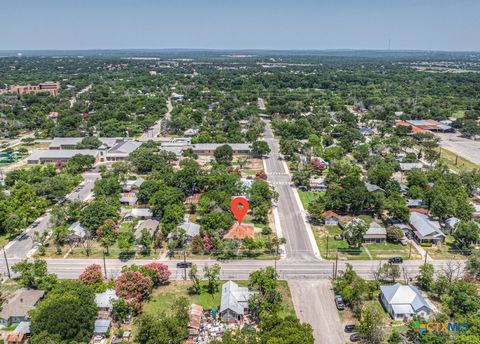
[224,224,254,240]
[0,289,45,320]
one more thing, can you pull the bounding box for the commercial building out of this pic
[26,149,99,165]
[48,137,121,150]
[9,82,60,96]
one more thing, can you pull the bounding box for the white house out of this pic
[380,283,431,320]
[219,281,253,323]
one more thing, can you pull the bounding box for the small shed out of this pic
[93,319,111,336]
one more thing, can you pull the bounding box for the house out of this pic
[187,304,203,339]
[122,177,144,192]
[359,127,375,136]
[224,224,254,240]
[323,211,341,225]
[363,221,387,243]
[310,177,327,192]
[119,192,138,206]
[380,283,431,320]
[93,319,111,336]
[134,219,159,240]
[67,221,88,241]
[184,128,200,137]
[407,199,423,208]
[409,211,446,244]
[310,157,329,170]
[179,221,201,238]
[0,289,45,326]
[95,289,118,317]
[6,321,30,344]
[219,281,253,322]
[365,182,384,193]
[445,217,460,232]
[124,208,153,220]
[399,163,423,171]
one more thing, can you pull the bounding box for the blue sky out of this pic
[1,0,479,51]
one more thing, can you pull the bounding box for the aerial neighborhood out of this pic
[1,5,480,343]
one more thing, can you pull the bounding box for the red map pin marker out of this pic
[230,197,249,225]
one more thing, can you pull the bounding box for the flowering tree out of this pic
[115,271,153,311]
[203,235,213,253]
[79,264,104,286]
[143,262,171,286]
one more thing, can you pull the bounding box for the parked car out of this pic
[350,333,360,342]
[344,324,356,333]
[335,295,345,310]
[177,262,193,268]
[388,257,403,264]
[298,186,308,191]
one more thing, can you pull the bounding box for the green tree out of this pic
[453,221,480,249]
[76,136,102,149]
[416,263,435,292]
[30,280,97,343]
[386,226,404,243]
[12,259,57,290]
[442,280,480,316]
[345,219,368,248]
[358,303,384,344]
[63,154,96,175]
[251,140,271,156]
[188,264,201,295]
[203,263,221,296]
[96,219,118,254]
[214,144,233,164]
[248,267,282,317]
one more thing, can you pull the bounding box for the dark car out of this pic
[176,262,193,268]
[350,333,360,342]
[344,324,356,333]
[388,257,403,264]
[335,295,345,310]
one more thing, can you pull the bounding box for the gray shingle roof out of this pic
[0,289,45,320]
[27,149,98,161]
[95,289,118,309]
[179,222,200,237]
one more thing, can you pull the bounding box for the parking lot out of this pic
[436,132,480,165]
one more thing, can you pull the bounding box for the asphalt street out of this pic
[290,280,345,344]
[263,120,318,261]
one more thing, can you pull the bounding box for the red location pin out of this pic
[230,197,249,225]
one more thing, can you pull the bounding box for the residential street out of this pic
[263,119,319,261]
[139,99,172,141]
[290,280,344,344]
[2,172,100,261]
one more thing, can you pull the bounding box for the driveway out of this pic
[289,280,344,344]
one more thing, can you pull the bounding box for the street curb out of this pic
[291,186,322,260]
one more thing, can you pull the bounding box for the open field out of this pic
[298,190,323,209]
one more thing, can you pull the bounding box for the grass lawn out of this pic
[143,280,295,318]
[438,147,480,171]
[313,225,420,260]
[451,110,465,119]
[423,235,468,260]
[313,225,370,260]
[298,190,323,209]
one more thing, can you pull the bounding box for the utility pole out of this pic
[408,241,412,259]
[103,250,107,279]
[326,236,329,259]
[332,262,335,280]
[3,249,10,279]
[183,249,187,281]
[424,251,428,264]
[334,252,339,279]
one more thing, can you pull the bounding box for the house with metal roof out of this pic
[122,177,144,192]
[178,221,201,238]
[95,289,118,316]
[67,221,88,242]
[363,221,387,243]
[380,283,431,320]
[365,182,384,193]
[399,163,423,171]
[409,212,445,244]
[219,281,253,322]
[93,319,111,336]
[124,207,153,220]
[0,289,45,326]
[119,192,138,206]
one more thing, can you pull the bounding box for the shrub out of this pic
[420,242,432,247]
[115,271,153,311]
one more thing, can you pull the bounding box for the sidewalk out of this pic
[410,240,433,262]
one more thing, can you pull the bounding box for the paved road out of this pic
[66,172,100,202]
[2,172,100,261]
[263,120,318,261]
[0,257,462,281]
[290,280,344,344]
[139,99,172,141]
[69,84,92,108]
